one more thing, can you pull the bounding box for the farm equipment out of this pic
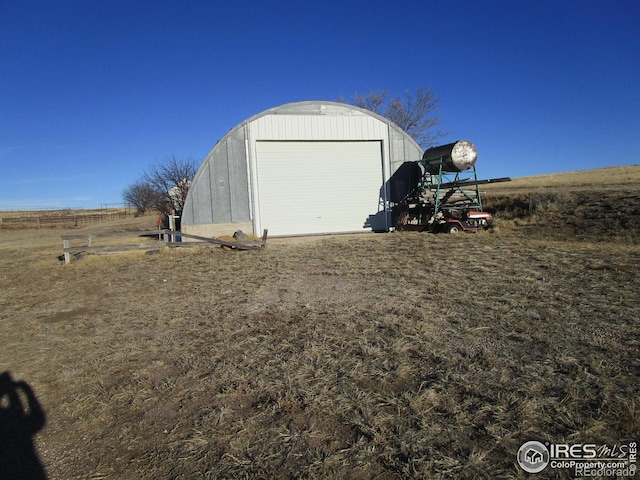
[393,140,510,233]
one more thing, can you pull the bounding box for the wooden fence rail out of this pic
[62,229,268,263]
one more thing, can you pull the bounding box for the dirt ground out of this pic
[1,184,639,479]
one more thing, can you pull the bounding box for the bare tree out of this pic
[351,90,389,115]
[344,87,447,148]
[123,155,199,216]
[122,181,162,215]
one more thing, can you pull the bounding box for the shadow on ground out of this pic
[0,371,48,480]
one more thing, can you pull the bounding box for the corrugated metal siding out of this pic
[226,132,249,222]
[182,127,251,225]
[211,147,232,221]
[185,162,213,224]
[390,127,423,167]
[250,114,387,141]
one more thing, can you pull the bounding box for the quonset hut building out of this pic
[181,101,423,237]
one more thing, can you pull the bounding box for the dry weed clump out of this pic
[484,186,640,243]
[1,224,639,479]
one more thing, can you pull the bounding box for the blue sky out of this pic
[1,0,638,209]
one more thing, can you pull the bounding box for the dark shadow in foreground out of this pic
[0,371,48,480]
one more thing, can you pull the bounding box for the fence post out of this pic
[63,239,70,264]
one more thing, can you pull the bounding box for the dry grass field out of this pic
[0,207,132,229]
[1,166,639,479]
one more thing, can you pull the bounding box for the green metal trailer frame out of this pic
[395,153,510,230]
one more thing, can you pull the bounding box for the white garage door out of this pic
[255,141,384,236]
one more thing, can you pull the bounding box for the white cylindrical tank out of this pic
[423,140,478,174]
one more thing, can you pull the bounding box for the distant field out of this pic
[1,166,638,479]
[483,164,640,191]
[0,207,134,229]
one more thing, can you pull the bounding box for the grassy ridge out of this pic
[483,164,640,190]
[482,165,640,243]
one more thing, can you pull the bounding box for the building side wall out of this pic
[181,221,253,240]
[183,126,251,226]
